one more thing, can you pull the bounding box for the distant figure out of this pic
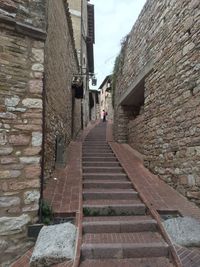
[102,110,107,122]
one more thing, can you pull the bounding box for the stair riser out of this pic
[83,158,117,162]
[83,168,124,174]
[83,192,138,200]
[82,148,112,154]
[81,243,169,259]
[83,221,157,233]
[83,162,120,167]
[83,183,132,189]
[83,153,114,157]
[83,175,128,180]
[83,205,146,216]
[82,152,114,158]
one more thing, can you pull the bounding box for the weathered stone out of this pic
[163,217,200,246]
[29,80,43,94]
[25,165,41,178]
[24,190,40,204]
[187,191,200,199]
[32,49,44,63]
[0,239,9,252]
[32,132,42,147]
[0,132,7,145]
[0,214,31,236]
[9,134,30,146]
[9,179,40,190]
[23,147,41,156]
[183,42,195,56]
[0,112,17,119]
[20,157,40,164]
[22,203,39,212]
[30,223,76,267]
[32,64,44,72]
[5,96,20,107]
[0,170,21,179]
[187,175,196,186]
[0,197,20,208]
[7,107,27,112]
[22,98,42,109]
[1,157,18,164]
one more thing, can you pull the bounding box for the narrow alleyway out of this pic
[79,122,175,266]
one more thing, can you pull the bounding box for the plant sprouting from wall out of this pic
[111,34,130,107]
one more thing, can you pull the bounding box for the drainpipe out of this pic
[39,0,49,223]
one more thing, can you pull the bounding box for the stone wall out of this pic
[44,0,80,178]
[0,1,46,265]
[114,0,200,206]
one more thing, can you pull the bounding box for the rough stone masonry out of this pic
[114,0,200,206]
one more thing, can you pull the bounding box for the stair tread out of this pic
[83,173,126,176]
[83,215,153,222]
[83,189,135,193]
[83,199,143,206]
[79,257,174,267]
[82,232,167,244]
[83,180,131,183]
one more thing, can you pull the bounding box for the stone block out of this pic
[0,196,20,208]
[32,132,42,147]
[25,165,41,178]
[9,179,40,190]
[0,132,7,145]
[0,214,31,236]
[20,157,40,164]
[0,170,21,179]
[32,49,44,63]
[24,190,40,204]
[9,134,30,146]
[163,217,200,246]
[23,147,41,156]
[29,80,43,94]
[32,64,44,72]
[30,223,77,266]
[5,96,20,107]
[22,98,42,109]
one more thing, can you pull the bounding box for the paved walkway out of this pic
[11,121,200,267]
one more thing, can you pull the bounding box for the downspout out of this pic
[39,0,49,223]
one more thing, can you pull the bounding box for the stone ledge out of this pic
[0,14,47,41]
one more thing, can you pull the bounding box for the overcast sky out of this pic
[90,0,146,89]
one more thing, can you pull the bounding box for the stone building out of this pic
[89,89,100,121]
[68,0,95,128]
[0,0,83,265]
[114,0,200,206]
[100,75,114,121]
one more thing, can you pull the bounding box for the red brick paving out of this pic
[43,141,81,216]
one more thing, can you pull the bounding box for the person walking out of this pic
[102,109,107,122]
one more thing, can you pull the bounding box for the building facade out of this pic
[114,0,200,206]
[100,75,114,121]
[68,0,95,128]
[0,0,83,265]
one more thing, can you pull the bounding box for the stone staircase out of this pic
[79,123,175,267]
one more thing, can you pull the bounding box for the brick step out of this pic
[82,218,157,233]
[83,153,114,157]
[79,257,174,267]
[82,145,110,149]
[83,200,146,216]
[83,173,128,180]
[83,142,108,145]
[81,232,169,259]
[83,162,121,167]
[82,157,117,162]
[83,189,138,200]
[83,167,124,174]
[83,215,154,222]
[83,151,112,154]
[83,180,132,189]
